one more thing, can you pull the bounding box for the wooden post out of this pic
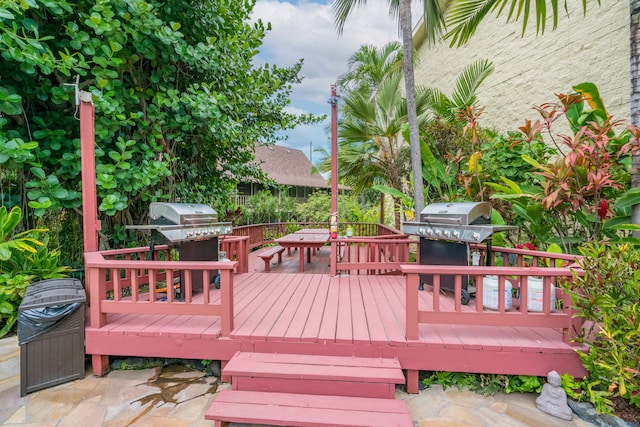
[80,91,100,252]
[405,272,419,340]
[221,269,234,336]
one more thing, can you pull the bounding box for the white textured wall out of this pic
[414,1,629,133]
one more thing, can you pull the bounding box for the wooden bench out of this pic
[257,245,286,272]
[205,389,414,427]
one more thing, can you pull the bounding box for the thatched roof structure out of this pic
[254,144,328,189]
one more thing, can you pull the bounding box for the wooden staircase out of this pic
[205,352,413,427]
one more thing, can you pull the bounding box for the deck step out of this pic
[205,389,413,427]
[223,351,405,398]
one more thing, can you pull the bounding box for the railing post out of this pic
[240,237,249,273]
[330,240,337,276]
[220,268,234,336]
[563,278,584,345]
[87,263,106,329]
[86,255,110,376]
[406,272,419,340]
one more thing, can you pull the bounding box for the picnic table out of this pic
[276,229,330,272]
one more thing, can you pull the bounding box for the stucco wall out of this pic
[413,1,629,134]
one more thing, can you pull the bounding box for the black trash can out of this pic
[18,278,86,396]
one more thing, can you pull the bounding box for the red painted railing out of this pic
[232,222,396,250]
[85,250,237,331]
[401,246,585,345]
[332,236,418,275]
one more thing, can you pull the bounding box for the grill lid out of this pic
[149,202,218,225]
[419,202,491,225]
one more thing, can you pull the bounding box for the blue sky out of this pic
[251,0,403,164]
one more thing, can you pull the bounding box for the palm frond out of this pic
[444,0,499,47]
[445,0,598,47]
[451,58,494,107]
[421,0,448,46]
[331,0,369,35]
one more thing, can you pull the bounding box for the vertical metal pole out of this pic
[329,85,339,276]
[80,91,100,252]
[330,84,338,217]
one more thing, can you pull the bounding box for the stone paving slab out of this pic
[0,336,597,426]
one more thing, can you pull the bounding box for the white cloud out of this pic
[252,0,402,158]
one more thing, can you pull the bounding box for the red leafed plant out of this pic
[488,82,640,253]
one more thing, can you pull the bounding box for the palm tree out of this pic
[332,0,452,216]
[442,1,640,231]
[317,70,430,228]
[337,42,404,94]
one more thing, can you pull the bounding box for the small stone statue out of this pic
[536,370,574,420]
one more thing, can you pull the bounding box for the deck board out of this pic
[316,275,339,342]
[86,246,587,379]
[300,274,331,342]
[359,275,391,345]
[285,274,322,341]
[336,275,354,343]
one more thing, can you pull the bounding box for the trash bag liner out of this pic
[18,302,82,345]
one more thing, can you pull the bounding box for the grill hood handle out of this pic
[420,216,463,225]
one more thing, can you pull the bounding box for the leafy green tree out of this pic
[0,0,316,252]
[294,192,362,224]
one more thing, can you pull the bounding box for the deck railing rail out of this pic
[232,222,399,250]
[85,250,237,328]
[401,245,584,343]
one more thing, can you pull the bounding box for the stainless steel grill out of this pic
[402,202,516,304]
[142,202,232,243]
[128,202,233,297]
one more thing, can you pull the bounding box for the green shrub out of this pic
[564,242,640,413]
[421,371,542,396]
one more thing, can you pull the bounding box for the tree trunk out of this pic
[631,0,640,235]
[400,0,425,216]
[393,197,402,230]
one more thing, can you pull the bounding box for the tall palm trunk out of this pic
[631,0,640,234]
[400,0,425,215]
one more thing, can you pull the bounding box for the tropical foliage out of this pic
[564,242,640,413]
[317,41,433,228]
[331,0,456,216]
[486,83,640,253]
[0,0,317,253]
[0,207,72,337]
[444,0,601,47]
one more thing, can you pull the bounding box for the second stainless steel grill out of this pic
[403,202,516,304]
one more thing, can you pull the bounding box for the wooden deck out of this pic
[85,244,587,390]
